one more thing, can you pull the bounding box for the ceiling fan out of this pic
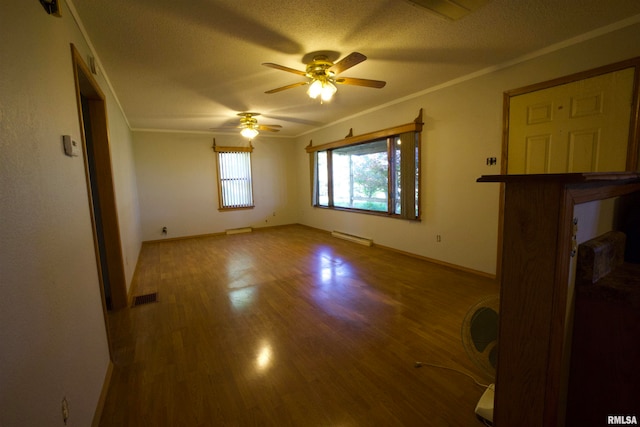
[262,52,386,102]
[212,112,282,139]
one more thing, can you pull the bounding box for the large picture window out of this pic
[332,139,389,212]
[308,112,422,220]
[214,144,254,210]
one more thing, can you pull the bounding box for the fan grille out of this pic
[461,295,500,379]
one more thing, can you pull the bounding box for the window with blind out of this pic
[214,145,254,210]
[307,111,422,220]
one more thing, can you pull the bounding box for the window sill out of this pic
[218,206,255,212]
[313,205,420,221]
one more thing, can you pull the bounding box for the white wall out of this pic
[0,1,141,426]
[294,20,640,276]
[133,131,299,241]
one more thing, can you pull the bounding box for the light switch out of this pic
[63,135,80,157]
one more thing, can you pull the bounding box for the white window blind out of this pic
[214,145,254,210]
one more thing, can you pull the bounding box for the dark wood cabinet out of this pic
[478,172,640,427]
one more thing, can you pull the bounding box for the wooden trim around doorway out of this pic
[70,45,128,313]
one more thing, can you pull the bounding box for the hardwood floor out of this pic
[100,225,498,426]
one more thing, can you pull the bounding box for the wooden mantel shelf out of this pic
[478,171,640,184]
[478,172,640,427]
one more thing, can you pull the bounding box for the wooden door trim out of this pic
[70,44,128,316]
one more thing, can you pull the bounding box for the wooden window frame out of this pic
[306,109,423,220]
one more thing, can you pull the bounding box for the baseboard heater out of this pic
[331,231,373,246]
[226,227,252,235]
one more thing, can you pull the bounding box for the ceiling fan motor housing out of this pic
[239,113,259,129]
[306,56,335,81]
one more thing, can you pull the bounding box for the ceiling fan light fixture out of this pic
[240,127,259,139]
[308,78,337,101]
[321,81,337,101]
[263,51,385,100]
[307,79,324,99]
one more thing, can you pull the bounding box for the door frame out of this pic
[495,57,640,281]
[70,44,129,351]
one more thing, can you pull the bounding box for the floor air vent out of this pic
[132,292,158,307]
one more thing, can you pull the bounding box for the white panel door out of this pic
[508,68,634,174]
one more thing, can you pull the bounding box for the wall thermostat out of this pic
[62,135,80,157]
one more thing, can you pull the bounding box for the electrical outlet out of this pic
[436,234,442,242]
[61,397,69,425]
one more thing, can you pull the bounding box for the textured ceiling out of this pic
[70,0,640,137]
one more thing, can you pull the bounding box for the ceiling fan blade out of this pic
[262,62,307,76]
[328,52,367,75]
[258,124,282,132]
[335,77,386,88]
[264,81,308,94]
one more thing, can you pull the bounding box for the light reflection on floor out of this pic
[317,247,350,286]
[228,286,256,311]
[312,247,370,322]
[255,341,273,371]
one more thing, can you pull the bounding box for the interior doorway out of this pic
[81,93,114,308]
[70,44,128,353]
